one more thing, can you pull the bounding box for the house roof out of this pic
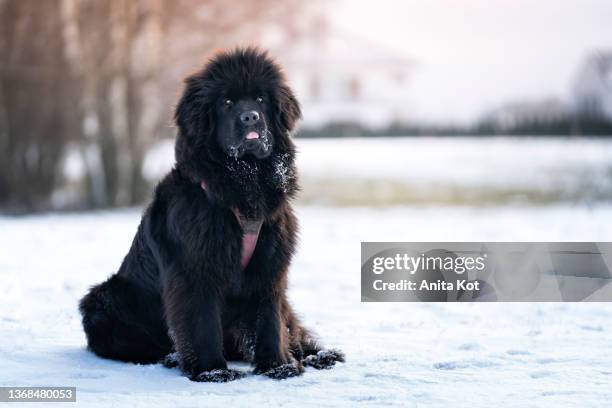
[273,26,415,71]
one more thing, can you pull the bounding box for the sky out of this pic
[332,0,612,124]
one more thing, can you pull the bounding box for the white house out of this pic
[271,25,415,129]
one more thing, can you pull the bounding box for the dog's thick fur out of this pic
[79,48,343,382]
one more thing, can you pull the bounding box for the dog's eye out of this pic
[256,96,264,104]
[223,99,233,107]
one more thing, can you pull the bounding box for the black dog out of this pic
[79,48,343,382]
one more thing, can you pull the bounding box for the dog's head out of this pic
[174,47,301,175]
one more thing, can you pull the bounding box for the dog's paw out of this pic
[192,368,246,383]
[255,360,304,380]
[160,352,180,368]
[303,349,345,370]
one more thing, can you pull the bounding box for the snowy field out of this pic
[143,136,612,205]
[2,204,612,407]
[3,137,612,406]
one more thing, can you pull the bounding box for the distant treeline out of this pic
[297,116,612,138]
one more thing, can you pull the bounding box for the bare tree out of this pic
[0,0,79,211]
[0,0,317,212]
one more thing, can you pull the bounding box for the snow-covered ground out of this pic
[2,204,612,407]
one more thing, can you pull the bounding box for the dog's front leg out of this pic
[163,272,244,382]
[253,294,304,379]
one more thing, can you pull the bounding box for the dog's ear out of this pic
[175,75,208,138]
[174,74,213,166]
[276,84,302,134]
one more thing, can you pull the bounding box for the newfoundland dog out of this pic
[79,47,344,382]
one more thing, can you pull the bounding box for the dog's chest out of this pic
[227,212,264,297]
[233,211,263,270]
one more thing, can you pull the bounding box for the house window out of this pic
[349,77,361,100]
[310,76,321,101]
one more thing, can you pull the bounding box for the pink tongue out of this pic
[246,131,259,140]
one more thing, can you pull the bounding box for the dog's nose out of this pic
[240,110,260,126]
